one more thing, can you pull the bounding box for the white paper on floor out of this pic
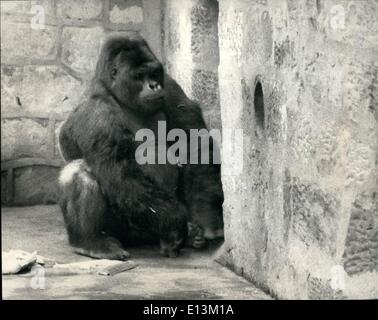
[2,249,46,274]
[2,249,136,276]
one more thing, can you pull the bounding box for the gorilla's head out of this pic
[95,35,165,115]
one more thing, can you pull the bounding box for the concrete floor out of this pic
[2,205,271,300]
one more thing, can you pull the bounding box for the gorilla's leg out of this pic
[184,201,224,248]
[186,222,207,249]
[58,159,130,260]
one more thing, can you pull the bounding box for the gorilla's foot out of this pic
[187,222,207,249]
[192,235,207,249]
[73,237,130,261]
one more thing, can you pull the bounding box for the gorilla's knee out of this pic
[59,159,102,209]
[59,159,106,245]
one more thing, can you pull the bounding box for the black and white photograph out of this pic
[1,0,377,305]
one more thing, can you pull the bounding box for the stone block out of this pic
[1,65,84,114]
[307,276,346,300]
[1,118,50,161]
[273,37,292,68]
[57,0,103,20]
[109,0,143,25]
[190,0,219,69]
[205,112,222,132]
[289,119,316,164]
[216,0,378,300]
[243,9,273,65]
[0,19,57,63]
[0,1,31,14]
[265,85,284,143]
[192,69,219,115]
[319,0,378,48]
[290,179,339,254]
[343,195,378,275]
[345,141,375,188]
[343,58,377,123]
[0,0,54,18]
[13,166,60,206]
[315,125,339,176]
[141,0,163,61]
[61,26,106,76]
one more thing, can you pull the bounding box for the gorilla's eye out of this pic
[111,68,117,77]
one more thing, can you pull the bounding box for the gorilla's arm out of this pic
[164,74,207,131]
[73,100,186,217]
[59,109,83,162]
[163,74,224,239]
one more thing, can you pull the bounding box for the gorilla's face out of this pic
[110,44,165,116]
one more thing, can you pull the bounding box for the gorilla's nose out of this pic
[148,81,162,91]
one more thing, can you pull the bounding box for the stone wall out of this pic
[1,0,163,205]
[163,0,221,131]
[216,0,378,299]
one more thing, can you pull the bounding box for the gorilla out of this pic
[58,34,223,260]
[164,76,224,240]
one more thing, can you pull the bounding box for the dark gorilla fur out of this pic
[58,35,223,260]
[164,75,224,240]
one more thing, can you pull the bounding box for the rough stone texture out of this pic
[190,0,219,70]
[61,26,106,76]
[141,0,163,61]
[164,0,221,131]
[192,69,220,129]
[1,65,85,115]
[1,118,50,161]
[343,194,378,275]
[13,166,60,206]
[216,0,378,299]
[319,0,378,49]
[1,1,53,14]
[0,1,33,14]
[0,0,55,22]
[290,180,339,255]
[109,0,143,25]
[0,19,57,63]
[57,0,103,21]
[307,276,346,300]
[163,0,195,95]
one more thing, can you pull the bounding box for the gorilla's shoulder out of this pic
[164,74,201,112]
[164,74,188,102]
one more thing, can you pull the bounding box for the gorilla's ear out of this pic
[110,51,123,80]
[111,67,117,79]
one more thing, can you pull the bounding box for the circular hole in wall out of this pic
[254,80,265,128]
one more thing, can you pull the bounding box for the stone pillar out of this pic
[217,0,378,299]
[163,0,221,130]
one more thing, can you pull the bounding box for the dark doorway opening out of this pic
[254,81,265,128]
